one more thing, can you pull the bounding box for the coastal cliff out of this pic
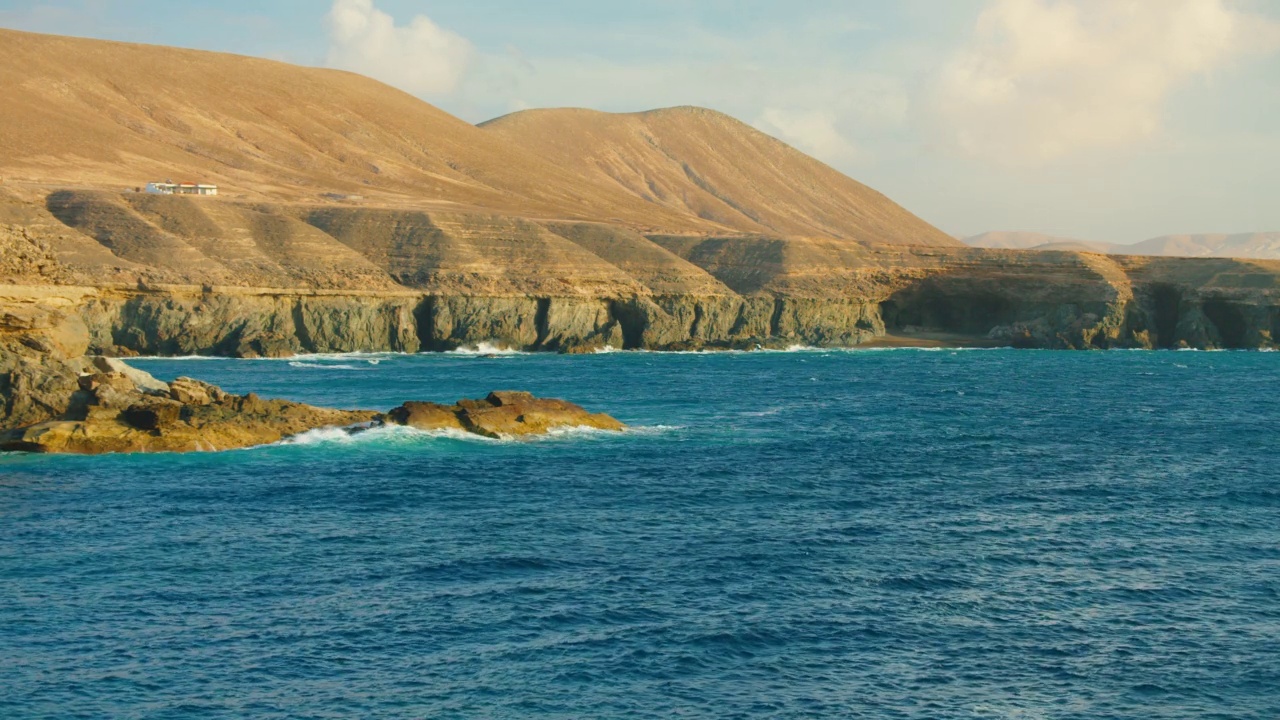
[5,204,1280,439]
[4,188,1278,363]
[3,26,1279,427]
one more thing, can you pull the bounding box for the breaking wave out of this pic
[272,422,682,449]
[446,342,531,356]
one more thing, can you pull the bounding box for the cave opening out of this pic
[1149,285,1181,349]
[413,296,440,351]
[879,299,902,330]
[609,300,646,350]
[880,286,1013,335]
[1202,298,1248,349]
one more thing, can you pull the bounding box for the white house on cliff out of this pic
[145,182,218,196]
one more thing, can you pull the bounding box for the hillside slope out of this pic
[480,107,958,246]
[0,28,711,230]
[1,29,958,246]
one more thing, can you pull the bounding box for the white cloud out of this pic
[755,108,860,163]
[930,0,1280,164]
[325,0,472,96]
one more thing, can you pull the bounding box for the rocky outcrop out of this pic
[1,367,380,454]
[1,365,626,454]
[878,253,1280,350]
[1,287,628,453]
[1,288,94,430]
[386,391,625,438]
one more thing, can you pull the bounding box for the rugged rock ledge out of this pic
[387,391,624,439]
[0,360,624,454]
[58,263,1280,356]
[6,192,1280,357]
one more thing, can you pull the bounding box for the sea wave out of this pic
[127,355,232,362]
[446,342,531,356]
[772,345,1009,354]
[274,424,496,447]
[271,422,681,448]
[275,351,402,363]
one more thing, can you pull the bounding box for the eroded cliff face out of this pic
[1,286,95,430]
[876,252,1280,350]
[80,291,423,357]
[16,272,1280,362]
[61,290,897,357]
[3,191,1280,360]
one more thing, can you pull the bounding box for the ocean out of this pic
[2,349,1278,718]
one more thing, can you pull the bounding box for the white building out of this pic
[145,182,218,196]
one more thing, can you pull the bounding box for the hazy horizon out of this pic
[2,0,1278,242]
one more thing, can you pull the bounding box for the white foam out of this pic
[520,423,684,442]
[127,355,230,361]
[740,408,783,417]
[270,422,680,449]
[446,342,530,356]
[275,351,406,363]
[623,424,686,436]
[275,424,500,447]
[287,361,366,370]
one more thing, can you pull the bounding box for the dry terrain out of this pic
[3,28,1280,442]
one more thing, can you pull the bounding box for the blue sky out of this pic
[2,0,1279,242]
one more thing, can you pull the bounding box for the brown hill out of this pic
[1128,233,1280,260]
[480,107,957,246]
[0,28,710,230]
[963,231,1094,250]
[965,230,1280,259]
[0,28,956,247]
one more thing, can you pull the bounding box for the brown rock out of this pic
[91,357,170,395]
[459,393,624,438]
[169,377,225,406]
[121,400,183,430]
[385,392,626,439]
[385,402,466,432]
[487,391,535,407]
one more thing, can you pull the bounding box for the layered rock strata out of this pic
[4,191,1280,358]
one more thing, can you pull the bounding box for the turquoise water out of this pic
[2,349,1278,718]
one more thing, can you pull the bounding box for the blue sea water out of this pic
[2,348,1279,719]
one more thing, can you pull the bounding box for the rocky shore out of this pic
[0,359,624,454]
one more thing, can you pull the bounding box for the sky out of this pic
[2,0,1279,242]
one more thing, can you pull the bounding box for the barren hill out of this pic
[964,230,1280,259]
[480,107,957,246]
[0,28,728,231]
[2,29,1277,366]
[964,231,1096,251]
[0,28,956,246]
[1128,233,1280,260]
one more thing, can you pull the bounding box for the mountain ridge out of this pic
[965,230,1280,259]
[480,106,955,246]
[0,27,956,247]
